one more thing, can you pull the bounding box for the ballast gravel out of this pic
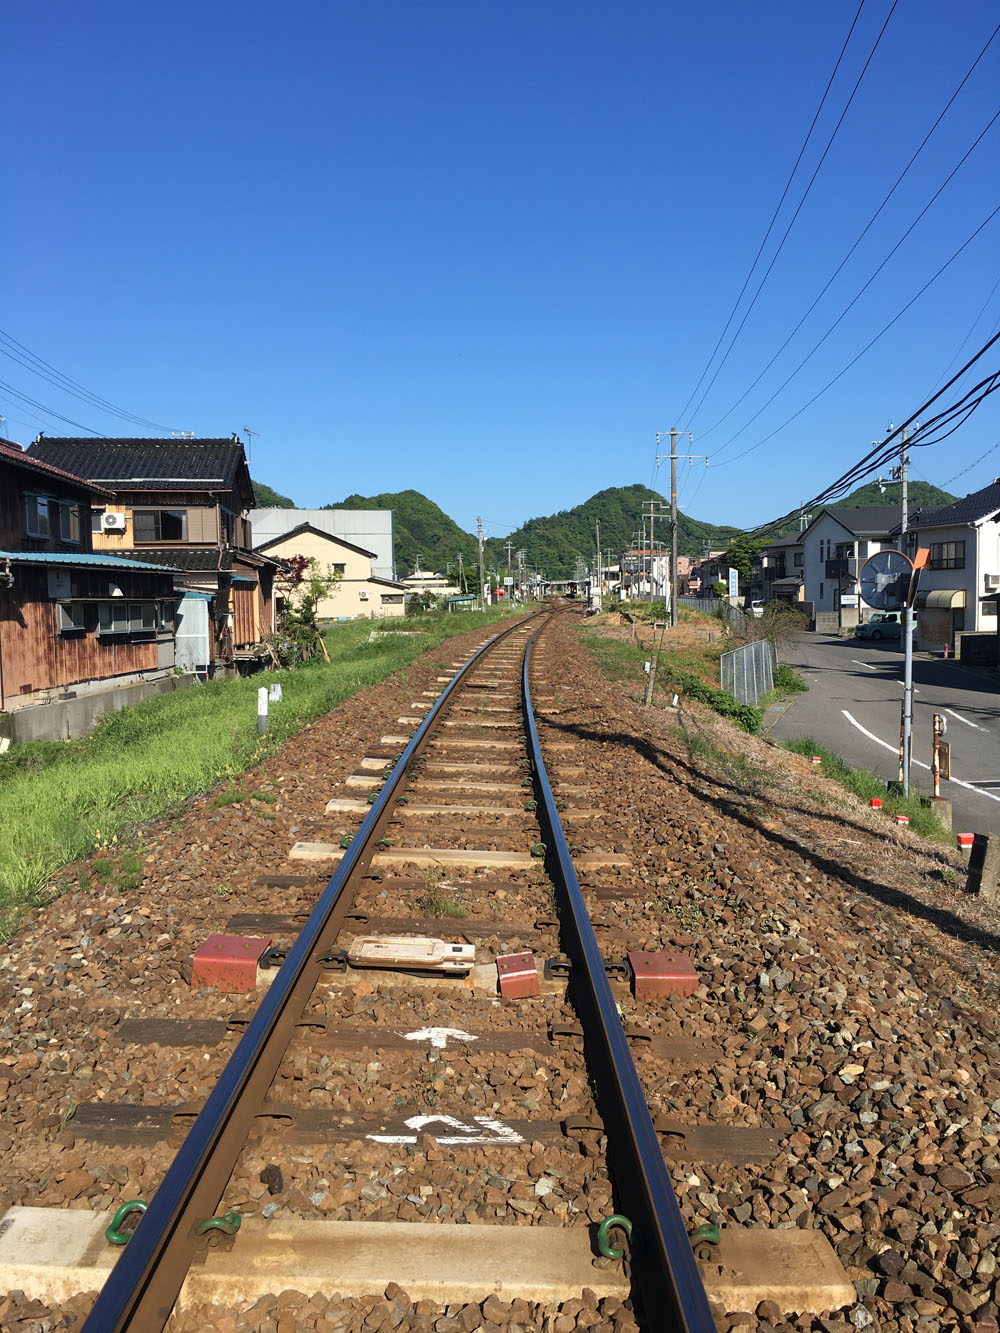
[1,610,999,1331]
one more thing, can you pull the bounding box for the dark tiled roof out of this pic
[913,479,1000,528]
[26,437,252,498]
[254,523,376,560]
[806,505,899,537]
[138,547,228,573]
[0,438,114,497]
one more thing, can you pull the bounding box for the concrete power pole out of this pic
[670,429,678,627]
[655,429,700,627]
[477,516,486,610]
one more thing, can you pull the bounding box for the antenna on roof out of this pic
[243,426,259,463]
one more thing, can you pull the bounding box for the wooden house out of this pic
[0,439,178,732]
[26,435,280,672]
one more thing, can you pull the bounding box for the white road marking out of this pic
[841,711,928,769]
[851,660,877,670]
[944,707,988,733]
[841,710,1000,805]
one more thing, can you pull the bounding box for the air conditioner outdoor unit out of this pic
[985,574,1000,591]
[102,512,127,532]
[359,590,369,600]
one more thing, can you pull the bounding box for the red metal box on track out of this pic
[627,949,698,1001]
[192,934,272,993]
[497,951,540,998]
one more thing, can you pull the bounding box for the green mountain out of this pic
[487,485,742,579]
[327,490,480,581]
[326,484,742,581]
[252,480,296,508]
[832,480,955,513]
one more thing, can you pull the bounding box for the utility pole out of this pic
[896,423,913,793]
[642,500,662,604]
[595,518,601,611]
[457,553,466,594]
[655,430,702,627]
[477,517,486,610]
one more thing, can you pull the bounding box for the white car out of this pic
[749,600,765,618]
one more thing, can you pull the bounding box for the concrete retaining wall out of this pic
[0,673,197,743]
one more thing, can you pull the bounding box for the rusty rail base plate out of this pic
[69,1102,783,1159]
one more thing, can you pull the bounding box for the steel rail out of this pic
[82,613,543,1332]
[522,625,716,1332]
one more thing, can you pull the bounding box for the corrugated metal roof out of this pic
[0,551,179,572]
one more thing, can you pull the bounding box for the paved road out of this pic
[767,633,1000,835]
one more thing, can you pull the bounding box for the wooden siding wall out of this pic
[0,460,97,551]
[232,585,256,648]
[0,567,169,706]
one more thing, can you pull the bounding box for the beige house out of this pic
[255,523,408,620]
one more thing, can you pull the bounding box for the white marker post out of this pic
[257,685,269,736]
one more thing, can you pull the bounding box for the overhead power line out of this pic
[680,0,898,433]
[0,328,181,433]
[743,329,1000,540]
[0,379,105,436]
[712,199,1000,470]
[674,0,868,430]
[700,19,1000,445]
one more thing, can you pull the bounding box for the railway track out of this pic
[0,607,857,1331]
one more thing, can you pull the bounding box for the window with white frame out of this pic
[24,494,52,538]
[24,495,82,543]
[97,601,158,636]
[57,602,87,632]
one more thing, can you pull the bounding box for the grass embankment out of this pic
[0,607,518,932]
[782,737,951,843]
[583,606,805,733]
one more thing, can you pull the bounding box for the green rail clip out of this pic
[339,835,353,849]
[597,1213,632,1260]
[524,799,537,812]
[195,1212,242,1238]
[689,1222,721,1260]
[105,1200,147,1246]
[531,842,547,857]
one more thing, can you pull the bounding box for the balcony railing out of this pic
[825,558,857,579]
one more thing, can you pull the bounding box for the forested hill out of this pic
[327,490,480,577]
[326,484,743,580]
[492,485,743,578]
[252,480,296,508]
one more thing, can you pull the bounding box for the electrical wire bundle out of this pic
[746,329,1000,542]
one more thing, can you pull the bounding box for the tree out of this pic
[265,557,341,665]
[252,480,296,508]
[723,533,769,584]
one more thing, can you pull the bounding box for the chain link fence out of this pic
[719,637,777,706]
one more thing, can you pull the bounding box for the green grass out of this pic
[582,629,762,732]
[418,888,468,918]
[782,737,952,843]
[0,607,518,934]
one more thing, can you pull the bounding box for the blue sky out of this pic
[5,1,999,544]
